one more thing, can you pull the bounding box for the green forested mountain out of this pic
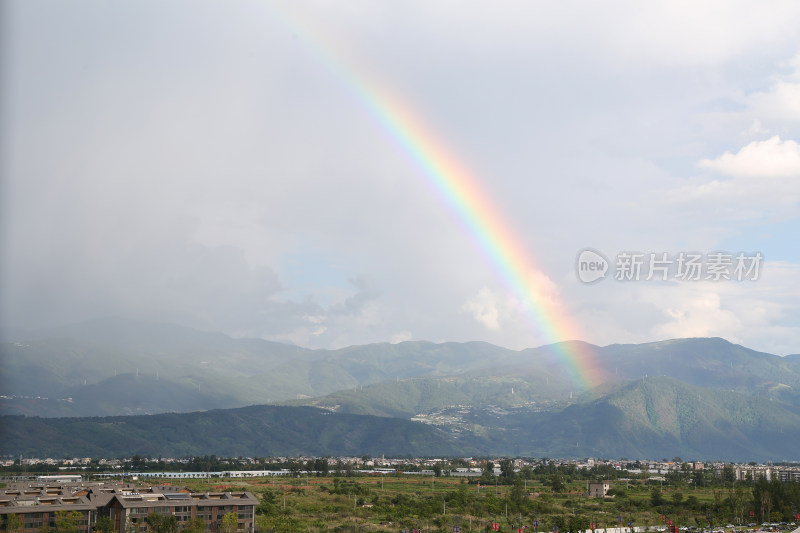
[283,337,800,422]
[1,318,522,416]
[284,375,571,418]
[596,338,800,402]
[4,318,799,418]
[3,318,800,462]
[500,376,800,461]
[3,376,799,461]
[0,404,478,458]
[0,317,323,414]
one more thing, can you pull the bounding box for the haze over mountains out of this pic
[2,317,799,461]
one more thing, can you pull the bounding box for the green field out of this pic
[124,469,798,533]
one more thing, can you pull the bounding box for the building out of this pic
[101,490,257,533]
[0,483,258,533]
[588,482,611,498]
[0,485,95,533]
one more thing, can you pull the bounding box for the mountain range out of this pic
[1,317,799,461]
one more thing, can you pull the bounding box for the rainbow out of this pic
[263,5,606,391]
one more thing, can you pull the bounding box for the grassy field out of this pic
[139,473,774,533]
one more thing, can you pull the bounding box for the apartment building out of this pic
[0,483,258,533]
[100,490,257,533]
[0,485,95,533]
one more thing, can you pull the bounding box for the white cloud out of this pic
[747,82,800,123]
[648,268,800,355]
[655,290,743,340]
[392,1,800,69]
[698,136,800,177]
[743,54,800,124]
[461,288,501,330]
[390,331,413,344]
[567,262,800,355]
[667,136,800,225]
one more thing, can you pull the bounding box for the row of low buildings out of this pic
[0,482,258,533]
[712,464,800,483]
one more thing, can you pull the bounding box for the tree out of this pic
[255,515,271,533]
[144,514,177,533]
[509,478,528,512]
[286,459,302,477]
[313,458,329,476]
[94,517,113,533]
[568,515,589,533]
[551,515,566,533]
[256,512,299,533]
[650,488,664,507]
[220,513,238,533]
[256,489,278,516]
[333,459,344,475]
[519,465,534,480]
[721,465,736,485]
[607,487,627,498]
[499,459,515,481]
[55,511,82,533]
[182,518,205,533]
[480,461,495,485]
[550,475,566,494]
[4,514,21,533]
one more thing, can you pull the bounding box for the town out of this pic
[4,456,800,483]
[2,456,799,533]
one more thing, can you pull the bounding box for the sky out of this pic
[2,1,800,355]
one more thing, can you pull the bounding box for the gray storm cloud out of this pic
[2,1,800,353]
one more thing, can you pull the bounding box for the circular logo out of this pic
[575,248,609,284]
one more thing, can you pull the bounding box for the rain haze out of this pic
[2,1,800,355]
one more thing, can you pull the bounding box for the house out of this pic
[588,482,611,498]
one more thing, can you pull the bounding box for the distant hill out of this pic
[1,318,523,416]
[284,375,571,418]
[2,318,800,418]
[4,377,800,461]
[471,376,800,461]
[0,317,324,415]
[2,373,243,417]
[291,375,800,462]
[0,404,479,458]
[597,338,800,396]
[284,338,800,419]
